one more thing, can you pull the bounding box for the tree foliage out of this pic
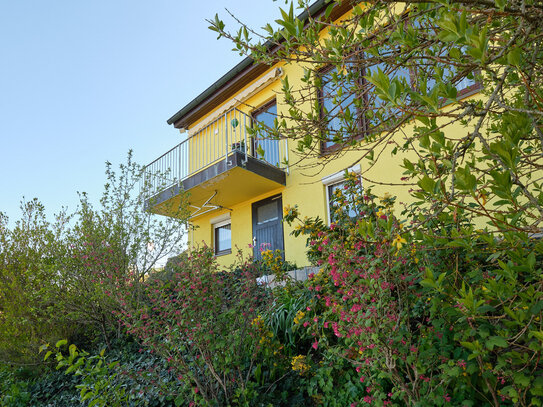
[209,1,543,405]
[0,151,189,363]
[211,0,543,235]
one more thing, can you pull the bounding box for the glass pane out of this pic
[257,201,278,225]
[321,67,357,149]
[328,181,359,222]
[365,46,412,128]
[254,102,280,165]
[254,102,276,129]
[216,224,231,252]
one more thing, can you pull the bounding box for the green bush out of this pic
[284,173,543,406]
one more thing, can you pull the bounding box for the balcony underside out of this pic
[149,151,286,219]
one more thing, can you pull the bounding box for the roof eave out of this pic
[167,0,352,129]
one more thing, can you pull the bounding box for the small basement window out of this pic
[214,219,232,256]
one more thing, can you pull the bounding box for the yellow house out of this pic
[144,0,481,268]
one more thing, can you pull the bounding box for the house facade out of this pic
[144,0,481,268]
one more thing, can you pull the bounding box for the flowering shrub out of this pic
[285,172,543,406]
[117,247,277,405]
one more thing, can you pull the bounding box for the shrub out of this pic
[118,246,275,406]
[285,173,543,406]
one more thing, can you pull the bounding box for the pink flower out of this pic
[312,340,318,350]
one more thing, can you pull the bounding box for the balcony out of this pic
[143,108,288,219]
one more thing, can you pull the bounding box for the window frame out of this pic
[317,18,483,154]
[251,98,278,158]
[213,219,232,256]
[322,165,362,224]
[318,65,366,154]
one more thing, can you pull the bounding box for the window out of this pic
[322,165,362,224]
[318,55,413,152]
[402,15,481,100]
[318,65,361,153]
[213,219,231,256]
[364,46,414,129]
[318,20,482,153]
[252,100,281,166]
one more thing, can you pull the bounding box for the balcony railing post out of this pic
[224,112,228,166]
[244,110,248,163]
[284,138,290,174]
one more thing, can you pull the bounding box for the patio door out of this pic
[252,100,280,166]
[252,194,284,260]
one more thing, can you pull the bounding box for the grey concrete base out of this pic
[256,266,320,288]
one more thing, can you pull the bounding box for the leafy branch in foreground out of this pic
[210,0,543,236]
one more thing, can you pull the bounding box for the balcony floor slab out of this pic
[148,151,286,219]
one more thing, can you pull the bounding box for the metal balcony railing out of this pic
[143,108,289,199]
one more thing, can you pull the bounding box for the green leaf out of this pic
[529,331,543,341]
[495,0,507,10]
[460,341,476,350]
[418,176,435,193]
[514,372,530,387]
[324,3,334,19]
[507,48,522,67]
[56,339,68,348]
[486,336,508,350]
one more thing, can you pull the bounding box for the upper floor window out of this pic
[401,15,481,100]
[318,42,481,153]
[318,65,361,153]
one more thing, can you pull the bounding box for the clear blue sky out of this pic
[0,0,283,223]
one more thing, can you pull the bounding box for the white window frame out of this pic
[211,214,232,256]
[322,165,362,225]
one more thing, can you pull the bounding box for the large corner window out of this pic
[322,165,362,224]
[213,219,231,256]
[318,25,481,153]
[318,65,361,153]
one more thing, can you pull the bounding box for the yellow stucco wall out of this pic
[173,9,483,269]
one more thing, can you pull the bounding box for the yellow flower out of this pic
[291,355,309,375]
[392,234,407,250]
[293,310,305,325]
[251,315,264,327]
